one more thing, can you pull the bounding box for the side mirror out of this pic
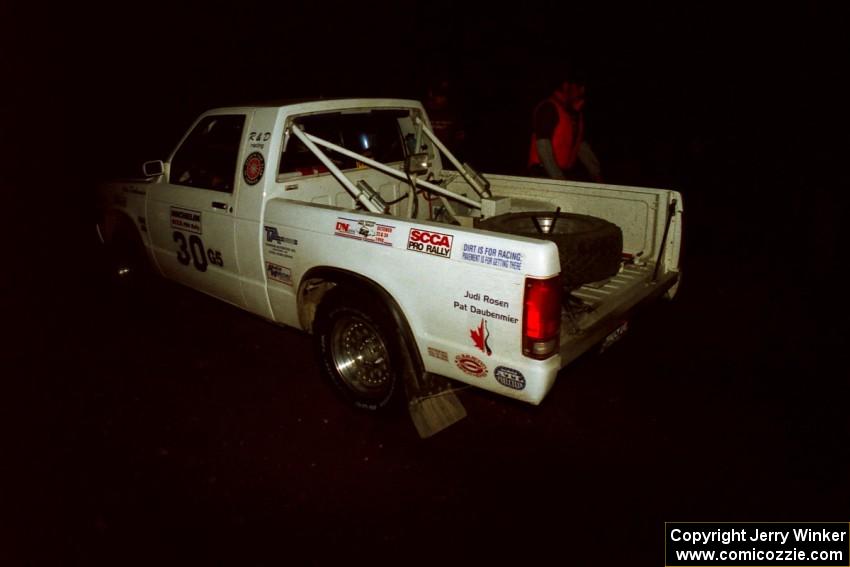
[142,160,164,178]
[404,152,430,175]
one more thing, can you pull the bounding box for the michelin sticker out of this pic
[171,207,202,234]
[461,243,522,271]
[334,217,395,246]
[494,366,526,390]
[407,228,453,258]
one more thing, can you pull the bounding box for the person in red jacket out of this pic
[529,71,602,182]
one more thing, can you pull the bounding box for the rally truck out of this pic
[96,98,682,424]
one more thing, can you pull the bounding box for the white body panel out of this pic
[97,99,682,405]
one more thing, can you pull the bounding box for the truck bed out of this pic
[559,262,677,366]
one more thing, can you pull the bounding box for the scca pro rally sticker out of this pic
[407,228,453,258]
[243,152,265,185]
[455,354,487,378]
[495,366,526,390]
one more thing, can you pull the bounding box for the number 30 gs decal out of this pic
[173,231,223,272]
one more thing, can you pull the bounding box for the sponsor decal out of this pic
[470,319,492,356]
[453,290,519,325]
[174,233,222,271]
[264,226,298,246]
[407,228,453,258]
[263,226,297,260]
[455,354,487,378]
[248,132,271,150]
[494,366,526,391]
[461,243,523,271]
[249,132,271,142]
[170,206,202,234]
[243,152,265,185]
[266,262,292,285]
[334,217,395,246]
[427,347,449,362]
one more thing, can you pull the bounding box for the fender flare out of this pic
[298,267,424,377]
[99,208,141,245]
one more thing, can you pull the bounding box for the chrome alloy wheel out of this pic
[329,315,392,396]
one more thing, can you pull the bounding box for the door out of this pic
[147,113,247,306]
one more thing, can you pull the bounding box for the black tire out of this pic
[314,288,403,411]
[478,212,623,289]
[104,225,150,291]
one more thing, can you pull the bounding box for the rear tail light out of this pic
[523,275,562,359]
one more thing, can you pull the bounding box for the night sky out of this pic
[4,1,843,271]
[6,2,847,183]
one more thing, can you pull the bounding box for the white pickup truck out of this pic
[96,98,682,425]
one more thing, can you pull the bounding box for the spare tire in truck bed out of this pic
[478,212,623,289]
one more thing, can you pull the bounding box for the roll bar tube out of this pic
[301,130,482,210]
[289,124,387,214]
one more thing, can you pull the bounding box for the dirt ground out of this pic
[3,168,846,566]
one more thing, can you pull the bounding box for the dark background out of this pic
[2,2,848,565]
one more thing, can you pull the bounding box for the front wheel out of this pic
[103,225,150,291]
[315,289,402,411]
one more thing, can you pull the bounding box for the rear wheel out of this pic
[315,289,402,411]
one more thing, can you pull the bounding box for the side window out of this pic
[279,114,353,176]
[170,115,245,192]
[338,114,404,164]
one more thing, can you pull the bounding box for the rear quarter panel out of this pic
[262,199,562,403]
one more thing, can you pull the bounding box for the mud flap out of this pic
[405,370,467,438]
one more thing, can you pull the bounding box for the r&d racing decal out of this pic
[264,226,298,260]
[170,206,202,234]
[494,366,526,391]
[455,354,487,378]
[248,131,271,150]
[470,319,493,356]
[266,262,292,286]
[407,228,453,258]
[461,242,523,271]
[334,217,395,246]
[243,152,265,185]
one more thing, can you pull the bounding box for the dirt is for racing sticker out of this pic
[460,242,523,271]
[243,152,265,185]
[455,354,487,378]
